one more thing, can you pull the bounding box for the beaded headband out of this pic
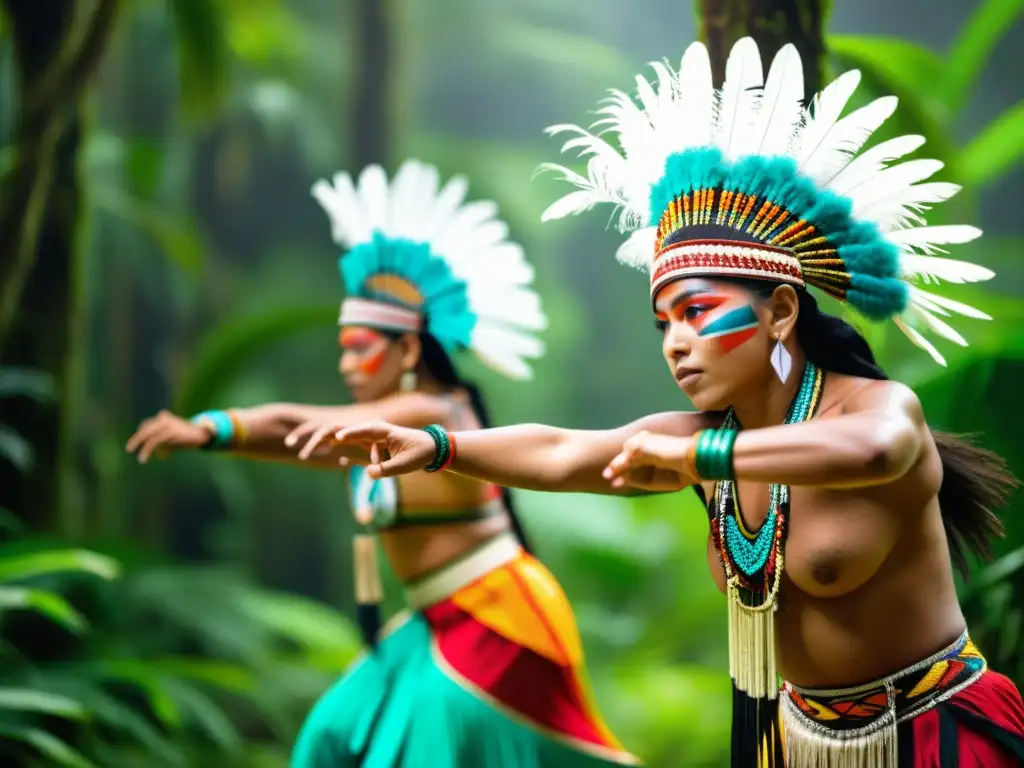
[539,37,994,365]
[313,160,548,380]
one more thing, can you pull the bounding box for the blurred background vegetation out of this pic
[0,0,1022,765]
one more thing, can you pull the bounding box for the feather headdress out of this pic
[540,37,992,365]
[312,159,547,379]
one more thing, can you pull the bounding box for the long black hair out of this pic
[416,332,532,553]
[736,279,1015,577]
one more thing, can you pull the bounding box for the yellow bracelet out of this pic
[686,430,703,481]
[227,409,247,446]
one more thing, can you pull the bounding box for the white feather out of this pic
[714,37,764,160]
[315,160,547,379]
[793,69,862,171]
[798,96,898,186]
[751,44,805,157]
[894,317,946,366]
[854,182,961,231]
[676,42,715,151]
[910,286,991,319]
[826,134,926,194]
[844,158,944,211]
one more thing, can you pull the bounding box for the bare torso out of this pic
[354,390,513,583]
[701,374,965,687]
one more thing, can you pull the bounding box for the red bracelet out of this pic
[439,432,457,472]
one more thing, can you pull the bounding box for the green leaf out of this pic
[0,367,56,401]
[144,658,254,693]
[0,689,86,719]
[0,426,33,472]
[166,0,230,116]
[240,592,360,654]
[92,187,204,276]
[173,305,339,415]
[944,0,1024,112]
[87,660,181,728]
[956,100,1024,188]
[0,724,98,768]
[0,586,89,633]
[0,549,120,584]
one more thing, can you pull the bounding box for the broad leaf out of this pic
[957,100,1024,188]
[173,305,338,415]
[166,0,230,116]
[944,0,1024,112]
[0,689,85,719]
[0,586,88,633]
[92,187,205,276]
[0,367,55,401]
[0,724,98,768]
[0,426,33,472]
[0,549,120,583]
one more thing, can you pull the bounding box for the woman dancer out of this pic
[126,160,639,767]
[290,42,1024,767]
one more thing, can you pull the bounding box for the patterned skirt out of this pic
[777,631,1024,766]
[291,532,640,767]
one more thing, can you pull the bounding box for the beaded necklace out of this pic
[711,361,824,700]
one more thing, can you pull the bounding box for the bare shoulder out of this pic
[833,376,923,423]
[378,391,460,428]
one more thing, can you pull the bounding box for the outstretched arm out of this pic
[605,380,929,492]
[294,410,711,494]
[127,393,455,468]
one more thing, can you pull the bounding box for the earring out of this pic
[771,337,792,383]
[400,370,418,392]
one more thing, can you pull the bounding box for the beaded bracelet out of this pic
[693,427,738,480]
[423,424,453,472]
[191,410,236,450]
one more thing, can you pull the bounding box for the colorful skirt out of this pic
[778,631,1024,766]
[291,532,640,767]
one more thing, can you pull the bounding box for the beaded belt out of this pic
[780,630,986,767]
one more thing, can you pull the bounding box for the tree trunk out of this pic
[350,0,394,168]
[0,0,119,533]
[696,0,827,95]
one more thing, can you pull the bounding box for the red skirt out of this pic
[779,633,1024,766]
[900,669,1024,766]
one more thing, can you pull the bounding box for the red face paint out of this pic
[655,283,760,355]
[340,328,390,375]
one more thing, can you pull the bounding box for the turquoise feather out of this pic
[340,232,477,350]
[648,148,909,319]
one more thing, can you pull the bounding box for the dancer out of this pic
[126,160,639,767]
[291,42,1024,767]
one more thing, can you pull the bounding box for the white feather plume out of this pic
[538,37,995,365]
[312,159,547,379]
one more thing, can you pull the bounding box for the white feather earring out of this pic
[772,337,793,383]
[400,370,418,392]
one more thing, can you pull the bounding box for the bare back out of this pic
[702,374,966,687]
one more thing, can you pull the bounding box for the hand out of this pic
[602,431,697,492]
[285,420,436,478]
[126,410,212,463]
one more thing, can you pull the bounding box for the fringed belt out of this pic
[403,531,522,609]
[780,629,987,767]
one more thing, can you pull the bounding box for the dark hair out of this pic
[734,279,1014,577]
[416,332,533,553]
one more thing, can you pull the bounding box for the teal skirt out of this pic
[291,612,636,768]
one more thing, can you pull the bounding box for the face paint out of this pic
[340,327,390,375]
[695,304,760,353]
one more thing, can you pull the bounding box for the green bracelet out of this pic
[694,428,737,480]
[422,424,451,473]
